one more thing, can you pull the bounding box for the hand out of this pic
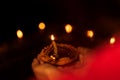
[32,58,62,80]
[31,47,92,80]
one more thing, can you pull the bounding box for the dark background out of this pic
[0,0,120,80]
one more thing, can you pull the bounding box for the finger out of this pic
[32,58,39,68]
[33,63,62,80]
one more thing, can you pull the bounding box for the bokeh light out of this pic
[110,37,116,44]
[38,22,46,30]
[65,24,73,33]
[86,30,94,38]
[17,30,23,39]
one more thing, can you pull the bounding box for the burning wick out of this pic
[50,34,58,59]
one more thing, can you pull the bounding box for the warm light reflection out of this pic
[65,24,73,33]
[38,22,46,30]
[17,30,23,39]
[50,55,56,60]
[87,30,94,38]
[110,37,116,44]
[50,34,55,41]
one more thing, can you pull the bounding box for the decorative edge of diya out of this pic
[37,43,80,66]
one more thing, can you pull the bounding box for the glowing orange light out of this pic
[110,37,116,44]
[50,34,55,41]
[87,30,94,38]
[50,55,56,60]
[17,30,23,39]
[65,24,73,33]
[38,22,46,30]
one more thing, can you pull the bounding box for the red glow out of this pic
[60,35,120,80]
[84,41,120,80]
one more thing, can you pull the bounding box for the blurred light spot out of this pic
[87,30,94,38]
[110,37,116,44]
[38,22,46,30]
[65,24,73,33]
[17,30,23,39]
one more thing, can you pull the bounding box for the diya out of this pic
[37,43,80,67]
[36,34,81,67]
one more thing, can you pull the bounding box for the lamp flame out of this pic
[38,22,46,30]
[51,34,55,41]
[65,24,73,33]
[87,30,94,38]
[17,30,23,39]
[110,37,116,44]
